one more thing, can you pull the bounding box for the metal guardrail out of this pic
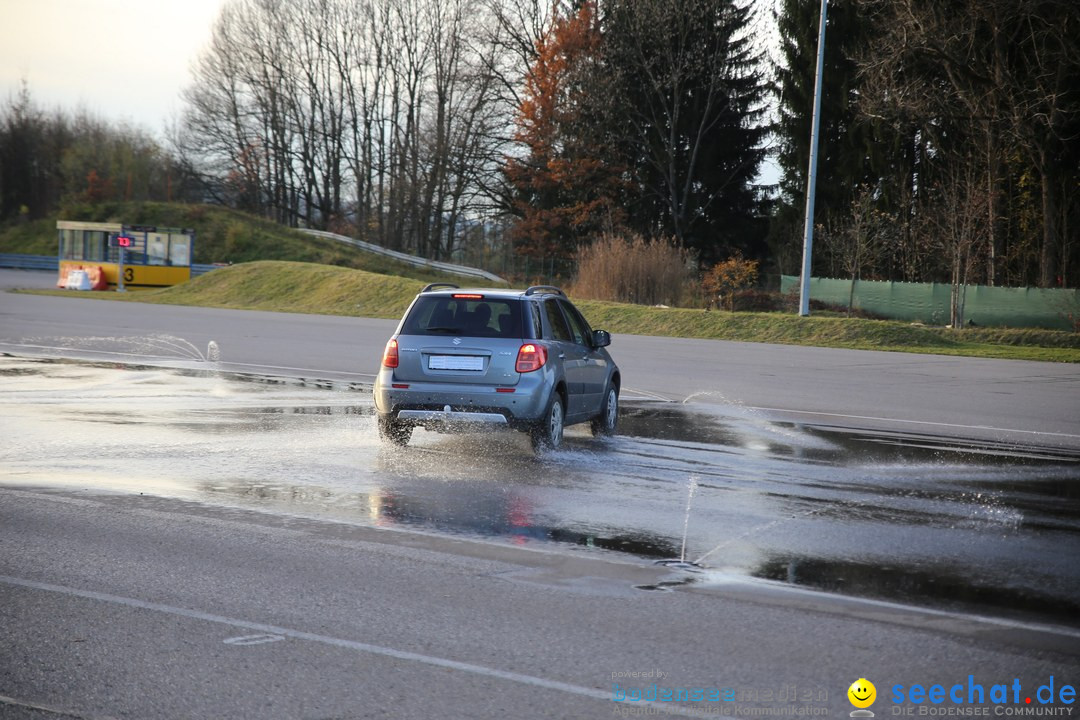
[2,235,504,285]
[299,229,506,284]
[0,254,223,279]
[0,253,59,271]
[191,263,222,277]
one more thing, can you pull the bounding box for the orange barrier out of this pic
[58,264,109,290]
[85,266,107,290]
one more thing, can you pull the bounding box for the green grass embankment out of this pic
[574,301,1080,362]
[140,260,420,319]
[0,218,57,255]
[21,260,1080,362]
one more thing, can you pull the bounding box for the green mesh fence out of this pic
[779,276,1079,331]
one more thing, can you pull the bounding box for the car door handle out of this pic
[558,353,566,359]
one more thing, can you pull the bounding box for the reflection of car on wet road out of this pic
[373,284,620,450]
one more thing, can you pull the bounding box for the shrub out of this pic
[703,254,759,311]
[571,233,696,306]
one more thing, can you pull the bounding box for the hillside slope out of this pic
[0,202,461,284]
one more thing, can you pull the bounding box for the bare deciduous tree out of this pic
[179,0,509,261]
[823,185,891,315]
[857,0,1080,288]
[923,165,990,327]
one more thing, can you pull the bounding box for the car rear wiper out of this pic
[425,326,463,333]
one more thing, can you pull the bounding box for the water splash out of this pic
[693,505,828,566]
[135,334,205,360]
[682,390,735,405]
[680,475,698,562]
[9,334,222,363]
[651,475,705,572]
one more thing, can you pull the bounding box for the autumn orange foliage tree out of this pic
[84,169,114,204]
[703,253,759,311]
[504,2,626,263]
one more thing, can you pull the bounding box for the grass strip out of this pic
[19,261,1080,363]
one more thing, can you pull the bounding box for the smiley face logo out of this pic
[848,678,876,709]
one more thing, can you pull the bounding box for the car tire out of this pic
[378,416,412,446]
[591,384,618,436]
[530,393,564,452]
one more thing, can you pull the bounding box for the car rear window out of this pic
[401,296,523,338]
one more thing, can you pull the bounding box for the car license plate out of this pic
[428,355,484,371]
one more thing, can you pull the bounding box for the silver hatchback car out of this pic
[373,284,620,450]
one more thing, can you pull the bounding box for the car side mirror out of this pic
[592,329,611,348]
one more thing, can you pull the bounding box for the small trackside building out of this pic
[57,221,195,290]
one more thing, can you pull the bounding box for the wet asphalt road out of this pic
[1,269,1078,448]
[3,486,1077,720]
[2,269,1080,719]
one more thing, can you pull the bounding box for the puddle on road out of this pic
[2,355,1079,628]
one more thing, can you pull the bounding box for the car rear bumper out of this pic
[397,408,510,426]
[373,371,552,431]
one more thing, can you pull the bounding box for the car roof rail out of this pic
[524,285,565,297]
[420,282,460,293]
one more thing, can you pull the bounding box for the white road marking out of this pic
[0,575,706,717]
[0,342,185,361]
[622,386,674,402]
[622,385,1078,441]
[216,361,375,379]
[223,634,286,645]
[0,343,376,380]
[696,571,1080,640]
[0,693,86,718]
[743,405,1080,441]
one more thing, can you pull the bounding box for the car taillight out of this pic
[515,343,547,373]
[382,338,399,368]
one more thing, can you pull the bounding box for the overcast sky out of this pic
[0,0,782,185]
[0,0,225,135]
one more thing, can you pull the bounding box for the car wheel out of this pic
[378,416,412,446]
[530,394,564,452]
[591,384,618,436]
